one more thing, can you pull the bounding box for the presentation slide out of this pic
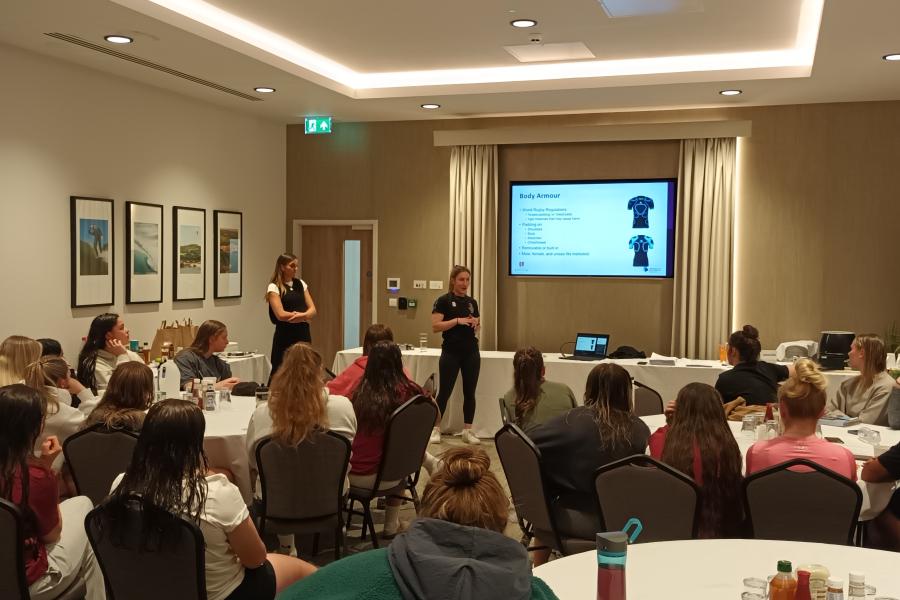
[509,179,676,277]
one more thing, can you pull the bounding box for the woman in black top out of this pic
[265,253,317,377]
[431,265,481,445]
[715,324,794,406]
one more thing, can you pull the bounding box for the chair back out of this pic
[377,395,438,484]
[63,424,139,505]
[0,498,28,600]
[498,397,510,425]
[594,455,699,542]
[632,382,663,416]
[256,431,351,520]
[86,495,206,600]
[743,458,862,545]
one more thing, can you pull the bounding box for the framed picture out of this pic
[125,201,163,304]
[213,210,242,298]
[70,196,115,308]
[173,206,206,300]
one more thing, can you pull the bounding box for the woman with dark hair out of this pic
[83,361,154,432]
[110,399,316,600]
[715,324,793,406]
[502,346,575,433]
[431,265,482,445]
[326,324,398,398]
[649,383,744,538]
[826,334,895,425]
[174,320,240,390]
[76,313,142,394]
[265,253,317,377]
[0,384,104,599]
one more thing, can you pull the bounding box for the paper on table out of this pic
[649,352,677,366]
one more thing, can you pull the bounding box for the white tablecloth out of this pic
[222,353,271,384]
[202,395,257,503]
[533,539,900,600]
[333,348,859,438]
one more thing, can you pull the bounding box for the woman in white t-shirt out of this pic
[265,253,316,378]
[110,399,316,600]
[76,313,143,394]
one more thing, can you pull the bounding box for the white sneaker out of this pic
[429,428,441,444]
[461,429,481,445]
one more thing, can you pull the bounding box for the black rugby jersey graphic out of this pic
[629,235,654,270]
[627,196,654,228]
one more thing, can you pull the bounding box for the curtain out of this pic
[449,145,498,350]
[671,138,736,359]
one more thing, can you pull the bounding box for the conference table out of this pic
[533,539,900,599]
[221,352,271,384]
[333,348,859,438]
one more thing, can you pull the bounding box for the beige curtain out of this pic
[671,138,736,359]
[449,145,498,350]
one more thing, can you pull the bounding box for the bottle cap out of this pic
[596,531,629,553]
[777,560,792,573]
[797,570,810,583]
[827,577,843,588]
[848,571,865,584]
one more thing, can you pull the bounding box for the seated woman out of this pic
[245,342,356,556]
[862,440,900,551]
[0,384,105,600]
[502,346,575,433]
[349,341,430,538]
[649,382,744,537]
[715,325,792,406]
[76,313,143,393]
[529,363,650,556]
[280,446,558,600]
[174,320,240,391]
[326,324,395,397]
[3,335,96,412]
[748,358,856,480]
[826,334,895,425]
[110,399,316,600]
[83,361,154,432]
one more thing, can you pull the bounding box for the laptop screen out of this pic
[574,333,610,358]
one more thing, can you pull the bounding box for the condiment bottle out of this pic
[796,570,813,600]
[797,563,830,600]
[826,577,844,600]
[847,572,865,599]
[596,531,627,600]
[769,560,797,600]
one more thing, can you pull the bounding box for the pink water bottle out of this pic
[596,518,642,600]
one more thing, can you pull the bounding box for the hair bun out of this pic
[441,447,490,487]
[741,325,759,340]
[793,358,827,390]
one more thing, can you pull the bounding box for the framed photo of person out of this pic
[173,206,206,301]
[125,201,164,304]
[213,210,242,298]
[70,196,115,308]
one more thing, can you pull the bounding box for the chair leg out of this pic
[366,503,380,549]
[312,533,320,557]
[335,525,343,560]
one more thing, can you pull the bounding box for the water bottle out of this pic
[204,383,217,411]
[596,518,642,600]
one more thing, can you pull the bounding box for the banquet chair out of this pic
[495,423,594,556]
[594,455,699,542]
[743,458,862,545]
[63,424,139,505]
[255,431,351,560]
[0,498,87,600]
[632,381,664,416]
[499,397,511,425]
[346,395,437,549]
[85,494,206,600]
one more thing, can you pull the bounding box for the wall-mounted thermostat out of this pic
[386,277,400,292]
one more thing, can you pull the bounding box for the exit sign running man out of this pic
[304,116,332,134]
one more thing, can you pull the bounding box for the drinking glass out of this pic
[741,415,759,441]
[418,333,428,351]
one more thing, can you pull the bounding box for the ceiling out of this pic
[2,0,899,123]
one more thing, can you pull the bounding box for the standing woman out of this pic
[266,253,316,378]
[431,265,481,445]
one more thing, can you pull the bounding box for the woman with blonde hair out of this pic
[280,446,558,600]
[826,334,895,425]
[245,342,355,556]
[749,358,857,479]
[174,320,240,390]
[502,346,575,433]
[84,361,154,432]
[265,253,317,377]
[0,335,43,386]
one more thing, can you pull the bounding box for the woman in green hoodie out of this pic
[281,446,558,600]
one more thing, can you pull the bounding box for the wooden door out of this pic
[299,225,373,368]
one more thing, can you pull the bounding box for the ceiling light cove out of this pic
[510,19,538,28]
[104,35,133,44]
[254,86,275,93]
[719,89,742,96]
[420,103,441,109]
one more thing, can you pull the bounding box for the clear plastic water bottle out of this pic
[203,383,217,411]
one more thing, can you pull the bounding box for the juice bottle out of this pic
[769,560,797,600]
[596,531,628,600]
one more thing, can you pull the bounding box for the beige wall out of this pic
[287,102,900,355]
[0,44,286,361]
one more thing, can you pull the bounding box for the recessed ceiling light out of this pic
[254,86,276,93]
[719,89,742,96]
[510,19,538,28]
[420,103,441,110]
[104,35,133,44]
[883,54,900,61]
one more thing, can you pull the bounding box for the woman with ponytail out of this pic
[502,346,575,432]
[826,334,895,425]
[747,358,856,479]
[715,324,793,406]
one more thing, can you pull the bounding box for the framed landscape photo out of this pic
[125,201,163,304]
[173,206,206,301]
[213,210,242,298]
[70,196,114,308]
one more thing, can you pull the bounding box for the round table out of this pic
[202,394,258,503]
[533,539,900,599]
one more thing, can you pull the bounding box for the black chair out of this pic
[594,454,699,542]
[632,381,664,416]
[63,424,139,505]
[0,498,86,600]
[255,431,351,559]
[346,395,437,549]
[743,458,862,545]
[85,495,206,600]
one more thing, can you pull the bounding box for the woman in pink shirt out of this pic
[326,324,395,398]
[747,358,857,480]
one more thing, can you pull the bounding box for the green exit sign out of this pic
[304,116,332,134]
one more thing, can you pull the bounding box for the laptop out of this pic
[562,333,611,361]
